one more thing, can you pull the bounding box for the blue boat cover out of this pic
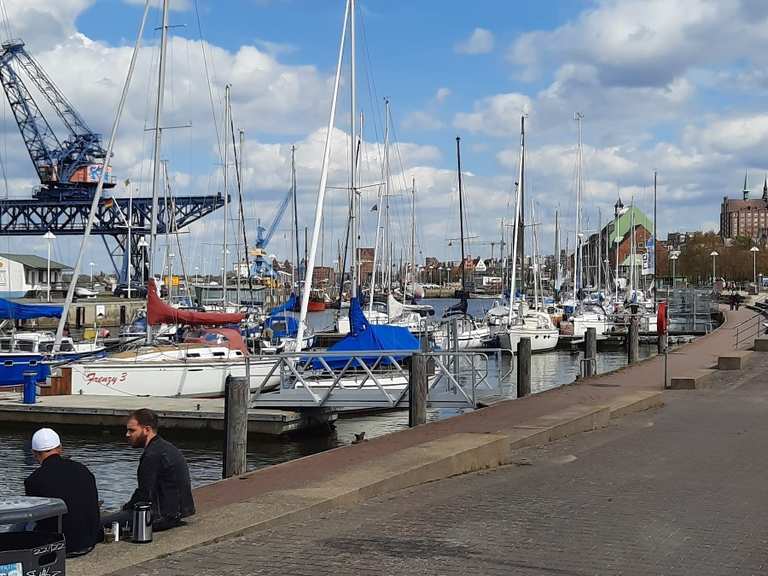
[0,298,62,320]
[270,293,298,316]
[264,315,299,338]
[316,297,419,369]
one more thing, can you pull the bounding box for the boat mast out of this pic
[506,116,525,325]
[653,170,657,300]
[147,0,170,343]
[597,207,602,294]
[518,116,526,299]
[369,99,388,315]
[291,145,300,289]
[531,200,539,310]
[221,84,230,305]
[294,0,349,349]
[554,209,560,298]
[410,177,416,303]
[573,112,583,305]
[54,0,152,351]
[349,0,358,299]
[455,136,467,295]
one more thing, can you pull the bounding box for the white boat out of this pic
[497,310,559,352]
[433,315,491,350]
[570,305,610,338]
[67,342,279,397]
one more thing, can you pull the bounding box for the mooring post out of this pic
[517,337,531,398]
[409,353,428,427]
[223,375,249,478]
[22,370,37,405]
[628,314,640,364]
[584,327,597,378]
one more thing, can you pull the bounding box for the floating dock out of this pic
[0,393,336,436]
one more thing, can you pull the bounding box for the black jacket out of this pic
[25,454,101,555]
[124,435,195,529]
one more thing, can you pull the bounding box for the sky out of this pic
[0,0,766,276]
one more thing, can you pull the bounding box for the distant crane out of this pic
[250,185,293,278]
[0,38,223,281]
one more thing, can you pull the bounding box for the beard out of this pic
[131,430,148,448]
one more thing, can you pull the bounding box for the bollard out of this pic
[628,315,640,364]
[409,353,428,427]
[223,375,249,479]
[584,327,597,378]
[516,337,531,398]
[22,370,37,405]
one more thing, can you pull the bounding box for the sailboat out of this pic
[433,137,491,350]
[494,116,558,353]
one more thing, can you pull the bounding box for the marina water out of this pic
[0,299,655,508]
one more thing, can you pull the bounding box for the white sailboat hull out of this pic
[498,326,559,353]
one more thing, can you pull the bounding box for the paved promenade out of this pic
[115,342,768,576]
[67,303,760,575]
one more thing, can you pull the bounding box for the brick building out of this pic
[719,176,768,243]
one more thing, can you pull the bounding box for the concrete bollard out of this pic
[517,337,531,398]
[628,315,640,364]
[409,353,428,427]
[223,375,249,479]
[22,370,37,405]
[584,327,597,378]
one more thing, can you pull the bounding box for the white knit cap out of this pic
[31,428,61,452]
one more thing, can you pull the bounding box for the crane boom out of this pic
[258,185,293,248]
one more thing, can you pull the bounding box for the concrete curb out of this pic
[669,369,716,390]
[73,389,665,576]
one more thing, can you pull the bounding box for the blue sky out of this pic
[0,0,767,276]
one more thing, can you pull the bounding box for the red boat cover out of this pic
[147,280,245,326]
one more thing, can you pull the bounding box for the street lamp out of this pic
[88,262,95,289]
[710,250,719,285]
[137,237,149,285]
[751,246,759,287]
[43,231,55,302]
[670,252,679,290]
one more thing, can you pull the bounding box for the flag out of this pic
[101,197,114,209]
[370,204,378,212]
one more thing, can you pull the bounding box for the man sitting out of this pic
[25,428,101,557]
[104,408,195,531]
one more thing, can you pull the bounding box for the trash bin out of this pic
[0,497,67,576]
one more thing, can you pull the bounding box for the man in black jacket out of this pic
[113,408,195,531]
[25,428,101,557]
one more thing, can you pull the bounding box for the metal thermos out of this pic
[132,502,153,544]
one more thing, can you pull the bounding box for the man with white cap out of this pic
[25,427,101,557]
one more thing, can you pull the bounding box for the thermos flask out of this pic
[132,502,153,544]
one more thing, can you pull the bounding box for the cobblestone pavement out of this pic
[113,355,768,576]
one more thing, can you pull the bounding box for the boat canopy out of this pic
[270,293,298,316]
[318,297,419,368]
[264,315,298,338]
[147,280,244,326]
[0,298,62,320]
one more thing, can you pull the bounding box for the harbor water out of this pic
[0,299,657,509]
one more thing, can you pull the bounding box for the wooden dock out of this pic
[0,393,336,436]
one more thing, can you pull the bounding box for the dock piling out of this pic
[409,353,428,427]
[223,375,249,478]
[628,315,640,364]
[584,327,597,378]
[517,337,531,398]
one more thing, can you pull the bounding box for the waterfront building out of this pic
[0,253,71,298]
[719,175,768,243]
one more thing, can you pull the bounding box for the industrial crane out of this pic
[0,38,223,281]
[250,185,293,278]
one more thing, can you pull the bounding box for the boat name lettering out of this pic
[86,372,127,387]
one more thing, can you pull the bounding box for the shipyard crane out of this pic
[0,38,224,282]
[250,185,293,277]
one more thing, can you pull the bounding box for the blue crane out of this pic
[0,38,223,281]
[251,185,293,277]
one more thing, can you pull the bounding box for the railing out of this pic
[250,348,512,409]
[734,312,766,349]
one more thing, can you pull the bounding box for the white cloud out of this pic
[454,28,495,55]
[123,0,191,11]
[453,93,531,137]
[435,87,451,103]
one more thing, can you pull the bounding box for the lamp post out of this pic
[614,197,624,301]
[43,231,55,302]
[89,262,95,289]
[710,250,719,286]
[138,237,149,286]
[670,252,679,289]
[751,246,759,287]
